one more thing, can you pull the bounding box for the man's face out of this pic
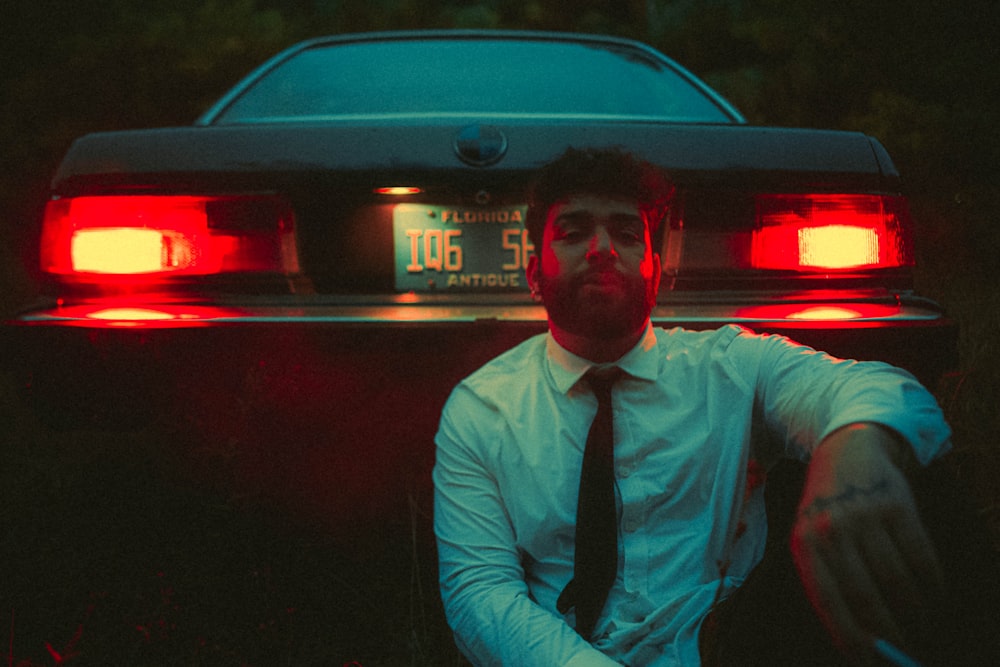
[528,195,661,342]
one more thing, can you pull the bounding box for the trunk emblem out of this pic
[454,124,508,166]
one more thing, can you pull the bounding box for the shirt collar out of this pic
[546,321,660,394]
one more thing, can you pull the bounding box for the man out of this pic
[432,148,967,666]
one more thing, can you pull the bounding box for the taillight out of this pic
[40,194,300,278]
[751,194,913,271]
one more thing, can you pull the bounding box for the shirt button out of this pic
[624,519,639,533]
[618,465,631,478]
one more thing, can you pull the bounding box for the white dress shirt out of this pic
[433,324,951,666]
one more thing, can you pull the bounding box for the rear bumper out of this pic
[2,299,957,529]
[3,297,957,424]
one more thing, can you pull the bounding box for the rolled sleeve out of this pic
[740,331,952,466]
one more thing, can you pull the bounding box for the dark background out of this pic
[1,1,997,664]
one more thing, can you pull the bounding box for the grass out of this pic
[911,194,1000,549]
[924,279,1000,548]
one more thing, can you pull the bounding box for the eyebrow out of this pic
[553,211,644,227]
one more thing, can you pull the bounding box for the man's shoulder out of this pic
[437,335,548,446]
[655,323,753,349]
[648,324,785,376]
[460,332,549,394]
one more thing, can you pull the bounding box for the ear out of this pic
[651,252,662,298]
[527,253,541,301]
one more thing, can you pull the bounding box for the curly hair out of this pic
[525,147,674,249]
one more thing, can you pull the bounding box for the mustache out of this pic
[578,265,626,285]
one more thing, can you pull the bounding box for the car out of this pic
[2,30,956,529]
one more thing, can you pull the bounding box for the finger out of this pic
[794,534,873,657]
[795,519,909,659]
[856,523,923,611]
[885,507,945,599]
[826,538,907,651]
[805,550,873,656]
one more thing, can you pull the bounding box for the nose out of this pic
[586,226,618,261]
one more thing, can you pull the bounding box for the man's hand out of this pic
[791,423,943,664]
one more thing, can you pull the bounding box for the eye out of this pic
[614,225,644,245]
[553,221,591,243]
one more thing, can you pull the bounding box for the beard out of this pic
[538,264,656,341]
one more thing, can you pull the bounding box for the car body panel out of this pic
[53,123,891,189]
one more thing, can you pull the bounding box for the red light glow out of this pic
[29,304,249,328]
[786,306,864,321]
[733,302,900,322]
[798,225,878,268]
[752,194,912,271]
[40,194,299,278]
[87,308,185,321]
[71,228,197,274]
[374,187,423,196]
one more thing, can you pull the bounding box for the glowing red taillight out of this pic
[40,195,300,278]
[751,194,913,271]
[70,227,200,274]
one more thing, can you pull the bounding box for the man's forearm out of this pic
[798,423,916,521]
[792,421,943,661]
[816,423,917,475]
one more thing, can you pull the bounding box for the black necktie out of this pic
[557,368,621,640]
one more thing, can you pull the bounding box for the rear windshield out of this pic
[212,38,735,124]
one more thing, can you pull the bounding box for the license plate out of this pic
[393,204,532,292]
